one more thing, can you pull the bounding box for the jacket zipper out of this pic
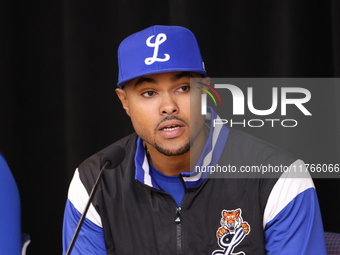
[175,207,182,255]
[137,180,185,254]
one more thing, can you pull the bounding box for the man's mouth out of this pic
[158,120,185,139]
[160,125,181,131]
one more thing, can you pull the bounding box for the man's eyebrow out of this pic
[133,72,194,88]
[134,77,156,88]
[172,72,195,81]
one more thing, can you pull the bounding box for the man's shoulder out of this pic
[78,133,138,174]
[111,132,139,151]
[73,133,138,194]
[223,128,298,166]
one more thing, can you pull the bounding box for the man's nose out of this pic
[160,93,179,115]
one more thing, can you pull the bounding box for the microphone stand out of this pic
[65,160,110,255]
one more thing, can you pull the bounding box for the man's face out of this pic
[116,71,205,157]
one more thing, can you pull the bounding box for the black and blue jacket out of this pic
[63,109,326,255]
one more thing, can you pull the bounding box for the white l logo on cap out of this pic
[144,33,170,65]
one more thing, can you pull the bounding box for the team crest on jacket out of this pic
[212,208,250,255]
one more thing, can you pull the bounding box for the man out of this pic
[63,25,327,254]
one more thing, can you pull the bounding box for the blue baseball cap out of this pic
[117,25,206,88]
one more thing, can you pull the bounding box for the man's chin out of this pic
[155,143,190,157]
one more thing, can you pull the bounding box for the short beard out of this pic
[151,115,191,156]
[152,116,205,157]
[154,141,190,156]
[141,114,205,157]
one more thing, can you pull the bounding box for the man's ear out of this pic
[115,88,130,116]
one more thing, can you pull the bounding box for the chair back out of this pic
[325,232,340,254]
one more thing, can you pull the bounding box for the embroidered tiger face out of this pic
[217,208,250,238]
[220,209,242,231]
[222,209,241,225]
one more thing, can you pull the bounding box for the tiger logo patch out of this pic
[213,208,250,255]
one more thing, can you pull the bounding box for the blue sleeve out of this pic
[265,164,326,255]
[0,154,22,255]
[62,200,107,255]
[62,169,107,254]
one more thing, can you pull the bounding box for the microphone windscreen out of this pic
[101,145,125,169]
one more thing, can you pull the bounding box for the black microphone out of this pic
[65,145,125,255]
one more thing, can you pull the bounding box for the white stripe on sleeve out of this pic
[263,159,315,228]
[68,169,102,228]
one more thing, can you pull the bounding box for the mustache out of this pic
[156,115,188,128]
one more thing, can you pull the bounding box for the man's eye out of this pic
[178,86,190,92]
[142,91,156,97]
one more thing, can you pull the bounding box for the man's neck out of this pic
[146,148,189,176]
